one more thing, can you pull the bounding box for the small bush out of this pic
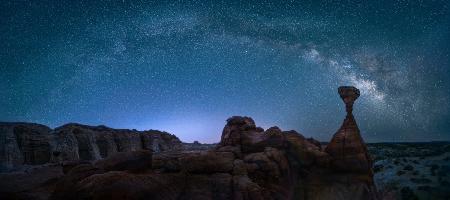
[374,164,384,173]
[410,178,432,184]
[430,164,439,171]
[437,169,447,177]
[397,170,405,176]
[430,164,439,176]
[440,180,450,186]
[417,185,431,191]
[400,187,418,200]
[404,165,414,171]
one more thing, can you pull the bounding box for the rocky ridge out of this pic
[0,86,378,200]
[0,123,182,172]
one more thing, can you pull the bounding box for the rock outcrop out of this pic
[0,86,378,200]
[325,86,372,173]
[303,86,376,200]
[0,123,183,172]
[0,123,53,171]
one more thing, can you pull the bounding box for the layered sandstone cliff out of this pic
[0,123,182,172]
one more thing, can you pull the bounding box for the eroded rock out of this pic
[1,86,378,200]
[325,86,373,173]
[0,123,183,172]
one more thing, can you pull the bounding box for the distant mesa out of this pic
[0,86,378,200]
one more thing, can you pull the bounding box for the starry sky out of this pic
[1,0,449,143]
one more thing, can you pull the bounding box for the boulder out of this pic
[151,152,183,172]
[181,173,233,200]
[0,164,63,200]
[219,116,257,147]
[232,175,266,200]
[219,118,288,154]
[179,151,234,173]
[94,150,152,172]
[243,147,292,199]
[51,163,105,200]
[284,130,322,167]
[54,171,186,200]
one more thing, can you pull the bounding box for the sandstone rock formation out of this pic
[0,86,378,200]
[325,86,372,173]
[0,123,183,172]
[302,86,376,200]
[0,123,53,171]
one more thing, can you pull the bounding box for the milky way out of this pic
[1,0,449,142]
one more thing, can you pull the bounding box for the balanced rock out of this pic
[325,86,372,173]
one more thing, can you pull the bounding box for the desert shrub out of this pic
[383,180,400,191]
[430,164,439,176]
[437,169,447,177]
[410,178,432,184]
[430,164,439,170]
[404,165,414,171]
[374,164,384,173]
[401,187,418,200]
[443,145,450,152]
[440,180,450,186]
[417,185,431,191]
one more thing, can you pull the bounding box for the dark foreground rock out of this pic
[0,86,378,200]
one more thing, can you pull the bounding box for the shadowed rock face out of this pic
[0,123,183,172]
[0,123,52,171]
[0,86,378,200]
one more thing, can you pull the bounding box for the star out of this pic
[1,0,449,142]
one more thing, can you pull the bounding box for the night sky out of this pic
[1,1,449,143]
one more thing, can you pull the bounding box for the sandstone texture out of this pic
[325,86,372,173]
[0,86,378,200]
[0,123,183,172]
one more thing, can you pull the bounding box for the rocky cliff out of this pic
[0,123,183,172]
[0,86,378,200]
